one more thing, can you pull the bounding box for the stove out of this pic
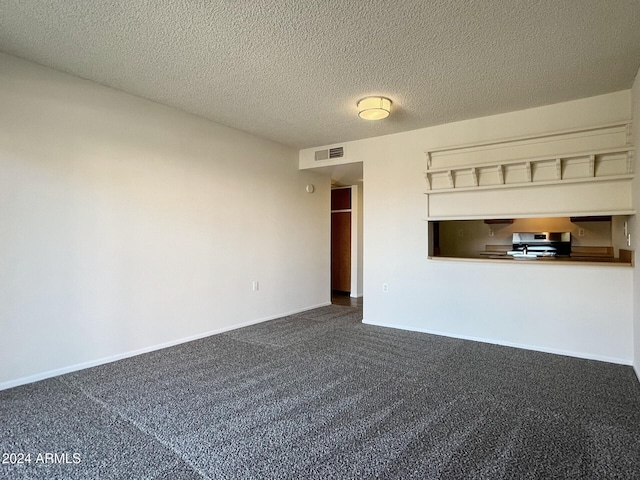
[508,232,571,258]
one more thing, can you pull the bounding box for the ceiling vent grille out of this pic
[315,146,344,161]
[329,147,344,159]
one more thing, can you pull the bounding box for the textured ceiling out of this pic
[1,1,640,149]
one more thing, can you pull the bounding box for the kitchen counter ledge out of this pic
[428,256,633,267]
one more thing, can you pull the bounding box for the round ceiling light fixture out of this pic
[357,96,392,120]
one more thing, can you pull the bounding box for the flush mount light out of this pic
[357,96,392,120]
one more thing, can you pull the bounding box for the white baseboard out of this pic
[635,364,640,384]
[0,301,331,392]
[362,319,632,366]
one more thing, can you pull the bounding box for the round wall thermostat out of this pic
[305,184,315,194]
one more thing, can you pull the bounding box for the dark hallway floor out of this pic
[331,291,363,307]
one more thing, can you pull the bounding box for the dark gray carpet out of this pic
[2,304,640,479]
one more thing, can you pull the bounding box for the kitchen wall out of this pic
[0,53,331,389]
[438,217,616,258]
[303,90,634,364]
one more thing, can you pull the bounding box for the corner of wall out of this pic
[632,65,640,383]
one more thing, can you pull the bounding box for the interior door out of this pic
[331,188,352,293]
[331,211,351,292]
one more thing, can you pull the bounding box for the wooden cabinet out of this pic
[331,188,351,210]
[331,211,351,292]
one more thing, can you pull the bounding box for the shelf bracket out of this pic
[447,170,454,188]
[424,172,432,190]
[471,167,478,186]
[525,161,532,182]
[555,159,562,180]
[588,155,595,177]
[426,152,433,169]
[628,150,635,174]
[497,165,504,184]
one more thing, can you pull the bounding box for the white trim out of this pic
[362,319,632,366]
[0,302,331,392]
[635,364,640,384]
[350,185,359,297]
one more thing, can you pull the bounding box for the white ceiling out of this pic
[1,1,640,149]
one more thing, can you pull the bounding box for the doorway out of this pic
[305,161,363,304]
[331,187,351,293]
[331,185,362,301]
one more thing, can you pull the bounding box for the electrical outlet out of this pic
[578,228,585,237]
[252,281,259,291]
[382,283,388,293]
[488,229,494,237]
[457,229,464,237]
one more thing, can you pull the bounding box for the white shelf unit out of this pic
[424,121,634,192]
[424,147,634,193]
[423,121,635,220]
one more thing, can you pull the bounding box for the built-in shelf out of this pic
[424,147,634,192]
[426,121,632,163]
[424,122,634,193]
[423,122,635,220]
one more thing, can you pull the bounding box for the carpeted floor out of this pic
[2,304,640,479]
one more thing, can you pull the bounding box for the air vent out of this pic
[329,147,344,159]
[315,149,328,161]
[315,146,344,161]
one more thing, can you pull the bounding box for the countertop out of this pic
[431,252,632,266]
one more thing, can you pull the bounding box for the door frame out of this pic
[331,185,362,298]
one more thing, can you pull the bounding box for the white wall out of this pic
[632,68,640,380]
[0,53,331,389]
[303,91,634,364]
[356,183,364,297]
[348,184,364,298]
